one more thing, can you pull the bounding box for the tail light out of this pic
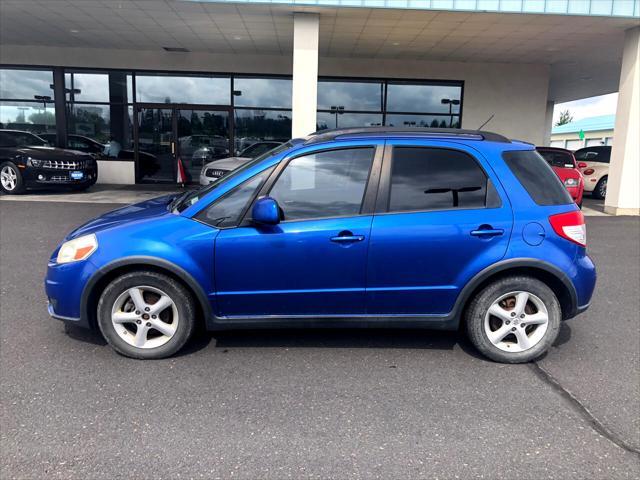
[583,168,595,175]
[549,211,586,247]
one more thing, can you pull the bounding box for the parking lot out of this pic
[0,197,638,479]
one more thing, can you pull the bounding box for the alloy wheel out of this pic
[111,285,179,349]
[0,166,18,191]
[598,178,607,198]
[483,291,549,353]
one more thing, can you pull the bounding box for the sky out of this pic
[553,93,618,125]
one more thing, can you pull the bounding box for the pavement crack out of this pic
[530,362,640,456]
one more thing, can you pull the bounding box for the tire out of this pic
[97,271,196,359]
[0,162,25,194]
[593,176,607,200]
[465,275,561,363]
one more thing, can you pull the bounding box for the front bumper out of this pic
[45,257,98,328]
[25,166,97,187]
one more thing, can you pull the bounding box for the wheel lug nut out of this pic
[506,320,510,325]
[511,327,516,331]
[146,322,151,327]
[152,315,157,319]
[135,311,140,315]
[136,320,141,324]
[511,312,516,317]
[520,314,525,318]
[144,307,150,312]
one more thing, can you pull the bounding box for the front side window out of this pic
[388,147,491,212]
[269,148,375,221]
[196,167,274,228]
[0,131,47,147]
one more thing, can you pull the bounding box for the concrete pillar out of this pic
[543,100,554,146]
[291,13,319,138]
[605,26,640,216]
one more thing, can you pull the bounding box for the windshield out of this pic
[537,150,576,168]
[172,140,295,213]
[0,131,48,147]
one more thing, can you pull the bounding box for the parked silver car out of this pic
[199,141,284,185]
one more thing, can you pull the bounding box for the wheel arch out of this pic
[454,258,578,325]
[81,256,212,331]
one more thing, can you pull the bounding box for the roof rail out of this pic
[304,127,511,144]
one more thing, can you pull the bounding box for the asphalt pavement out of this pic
[1,200,638,479]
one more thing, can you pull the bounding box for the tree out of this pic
[555,110,573,126]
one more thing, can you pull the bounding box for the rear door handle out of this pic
[330,231,365,243]
[470,227,504,237]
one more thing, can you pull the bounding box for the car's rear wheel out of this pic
[465,276,561,363]
[0,162,24,194]
[97,271,196,359]
[593,176,607,200]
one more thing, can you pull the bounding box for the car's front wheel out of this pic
[465,276,561,363]
[97,271,196,359]
[0,162,24,194]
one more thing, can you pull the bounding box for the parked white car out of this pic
[574,146,610,200]
[199,141,284,185]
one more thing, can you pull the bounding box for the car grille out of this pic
[205,168,229,178]
[49,175,71,182]
[42,160,87,170]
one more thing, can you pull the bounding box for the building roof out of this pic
[552,115,616,135]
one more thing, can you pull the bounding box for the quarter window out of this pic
[197,167,273,228]
[388,147,492,212]
[269,148,375,221]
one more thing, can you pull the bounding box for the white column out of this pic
[605,26,640,216]
[291,13,319,138]
[543,100,554,146]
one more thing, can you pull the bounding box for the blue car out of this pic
[45,128,596,363]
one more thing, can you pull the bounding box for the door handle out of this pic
[470,226,504,237]
[330,231,365,243]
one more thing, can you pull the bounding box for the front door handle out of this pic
[470,226,504,237]
[330,231,365,243]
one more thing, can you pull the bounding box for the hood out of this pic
[16,146,90,160]
[66,194,177,240]
[203,156,251,170]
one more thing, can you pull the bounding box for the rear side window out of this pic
[388,147,499,212]
[503,150,572,206]
[574,147,611,163]
[537,150,576,168]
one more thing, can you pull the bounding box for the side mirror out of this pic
[252,197,280,225]
[577,162,587,169]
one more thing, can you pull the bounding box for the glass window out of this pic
[67,104,133,151]
[234,78,291,108]
[385,114,460,129]
[65,73,109,103]
[0,101,56,134]
[134,74,230,104]
[269,148,374,221]
[316,112,383,130]
[386,83,462,114]
[234,109,291,153]
[503,150,572,206]
[196,167,274,228]
[537,149,576,168]
[317,81,383,111]
[0,130,47,147]
[0,68,54,100]
[389,147,488,212]
[574,146,611,163]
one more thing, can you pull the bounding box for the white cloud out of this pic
[553,93,618,124]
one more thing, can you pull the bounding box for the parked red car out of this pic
[536,147,584,207]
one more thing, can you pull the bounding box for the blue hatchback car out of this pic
[45,128,596,363]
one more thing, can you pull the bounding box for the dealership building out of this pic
[0,0,638,214]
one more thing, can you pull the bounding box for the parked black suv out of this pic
[0,130,97,194]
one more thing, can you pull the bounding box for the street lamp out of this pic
[441,98,460,127]
[33,95,52,111]
[329,105,345,128]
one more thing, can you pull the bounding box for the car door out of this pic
[366,141,513,316]
[214,142,383,317]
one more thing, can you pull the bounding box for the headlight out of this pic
[564,178,579,187]
[57,234,98,264]
[26,157,43,167]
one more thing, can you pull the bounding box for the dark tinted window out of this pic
[537,150,576,168]
[574,147,611,163]
[197,167,273,228]
[503,150,572,206]
[269,148,374,221]
[389,148,490,212]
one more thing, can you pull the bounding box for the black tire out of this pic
[465,276,561,363]
[0,161,25,194]
[593,176,607,200]
[97,271,196,359]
